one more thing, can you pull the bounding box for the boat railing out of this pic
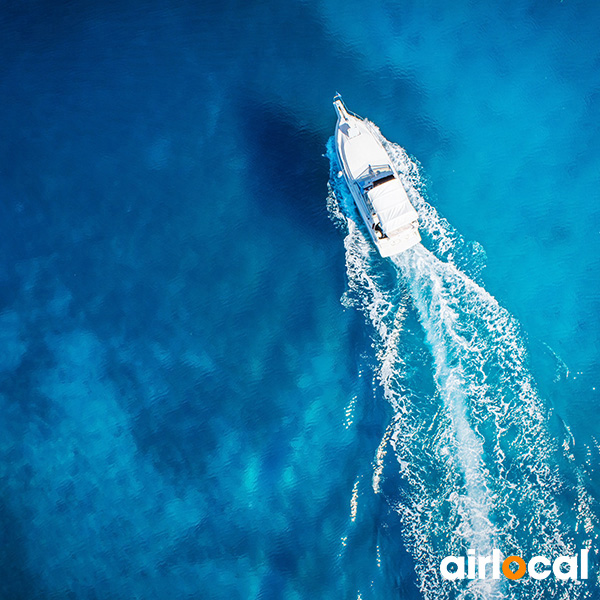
[353,181,378,217]
[333,93,363,120]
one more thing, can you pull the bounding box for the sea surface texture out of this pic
[0,1,599,599]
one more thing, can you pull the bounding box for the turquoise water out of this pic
[0,1,599,599]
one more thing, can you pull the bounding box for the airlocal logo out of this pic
[441,549,590,581]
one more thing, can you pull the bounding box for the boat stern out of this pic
[376,224,421,257]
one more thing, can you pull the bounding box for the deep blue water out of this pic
[1,1,599,599]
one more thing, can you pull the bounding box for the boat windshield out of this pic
[358,166,396,191]
[371,173,395,188]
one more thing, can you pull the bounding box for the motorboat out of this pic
[333,94,421,257]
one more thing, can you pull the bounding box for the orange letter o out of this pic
[502,556,526,580]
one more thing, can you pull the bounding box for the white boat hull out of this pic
[333,95,421,257]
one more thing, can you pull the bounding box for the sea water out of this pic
[0,1,598,599]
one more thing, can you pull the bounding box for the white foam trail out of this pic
[327,166,501,598]
[326,134,594,599]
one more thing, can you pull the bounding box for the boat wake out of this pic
[326,131,598,600]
